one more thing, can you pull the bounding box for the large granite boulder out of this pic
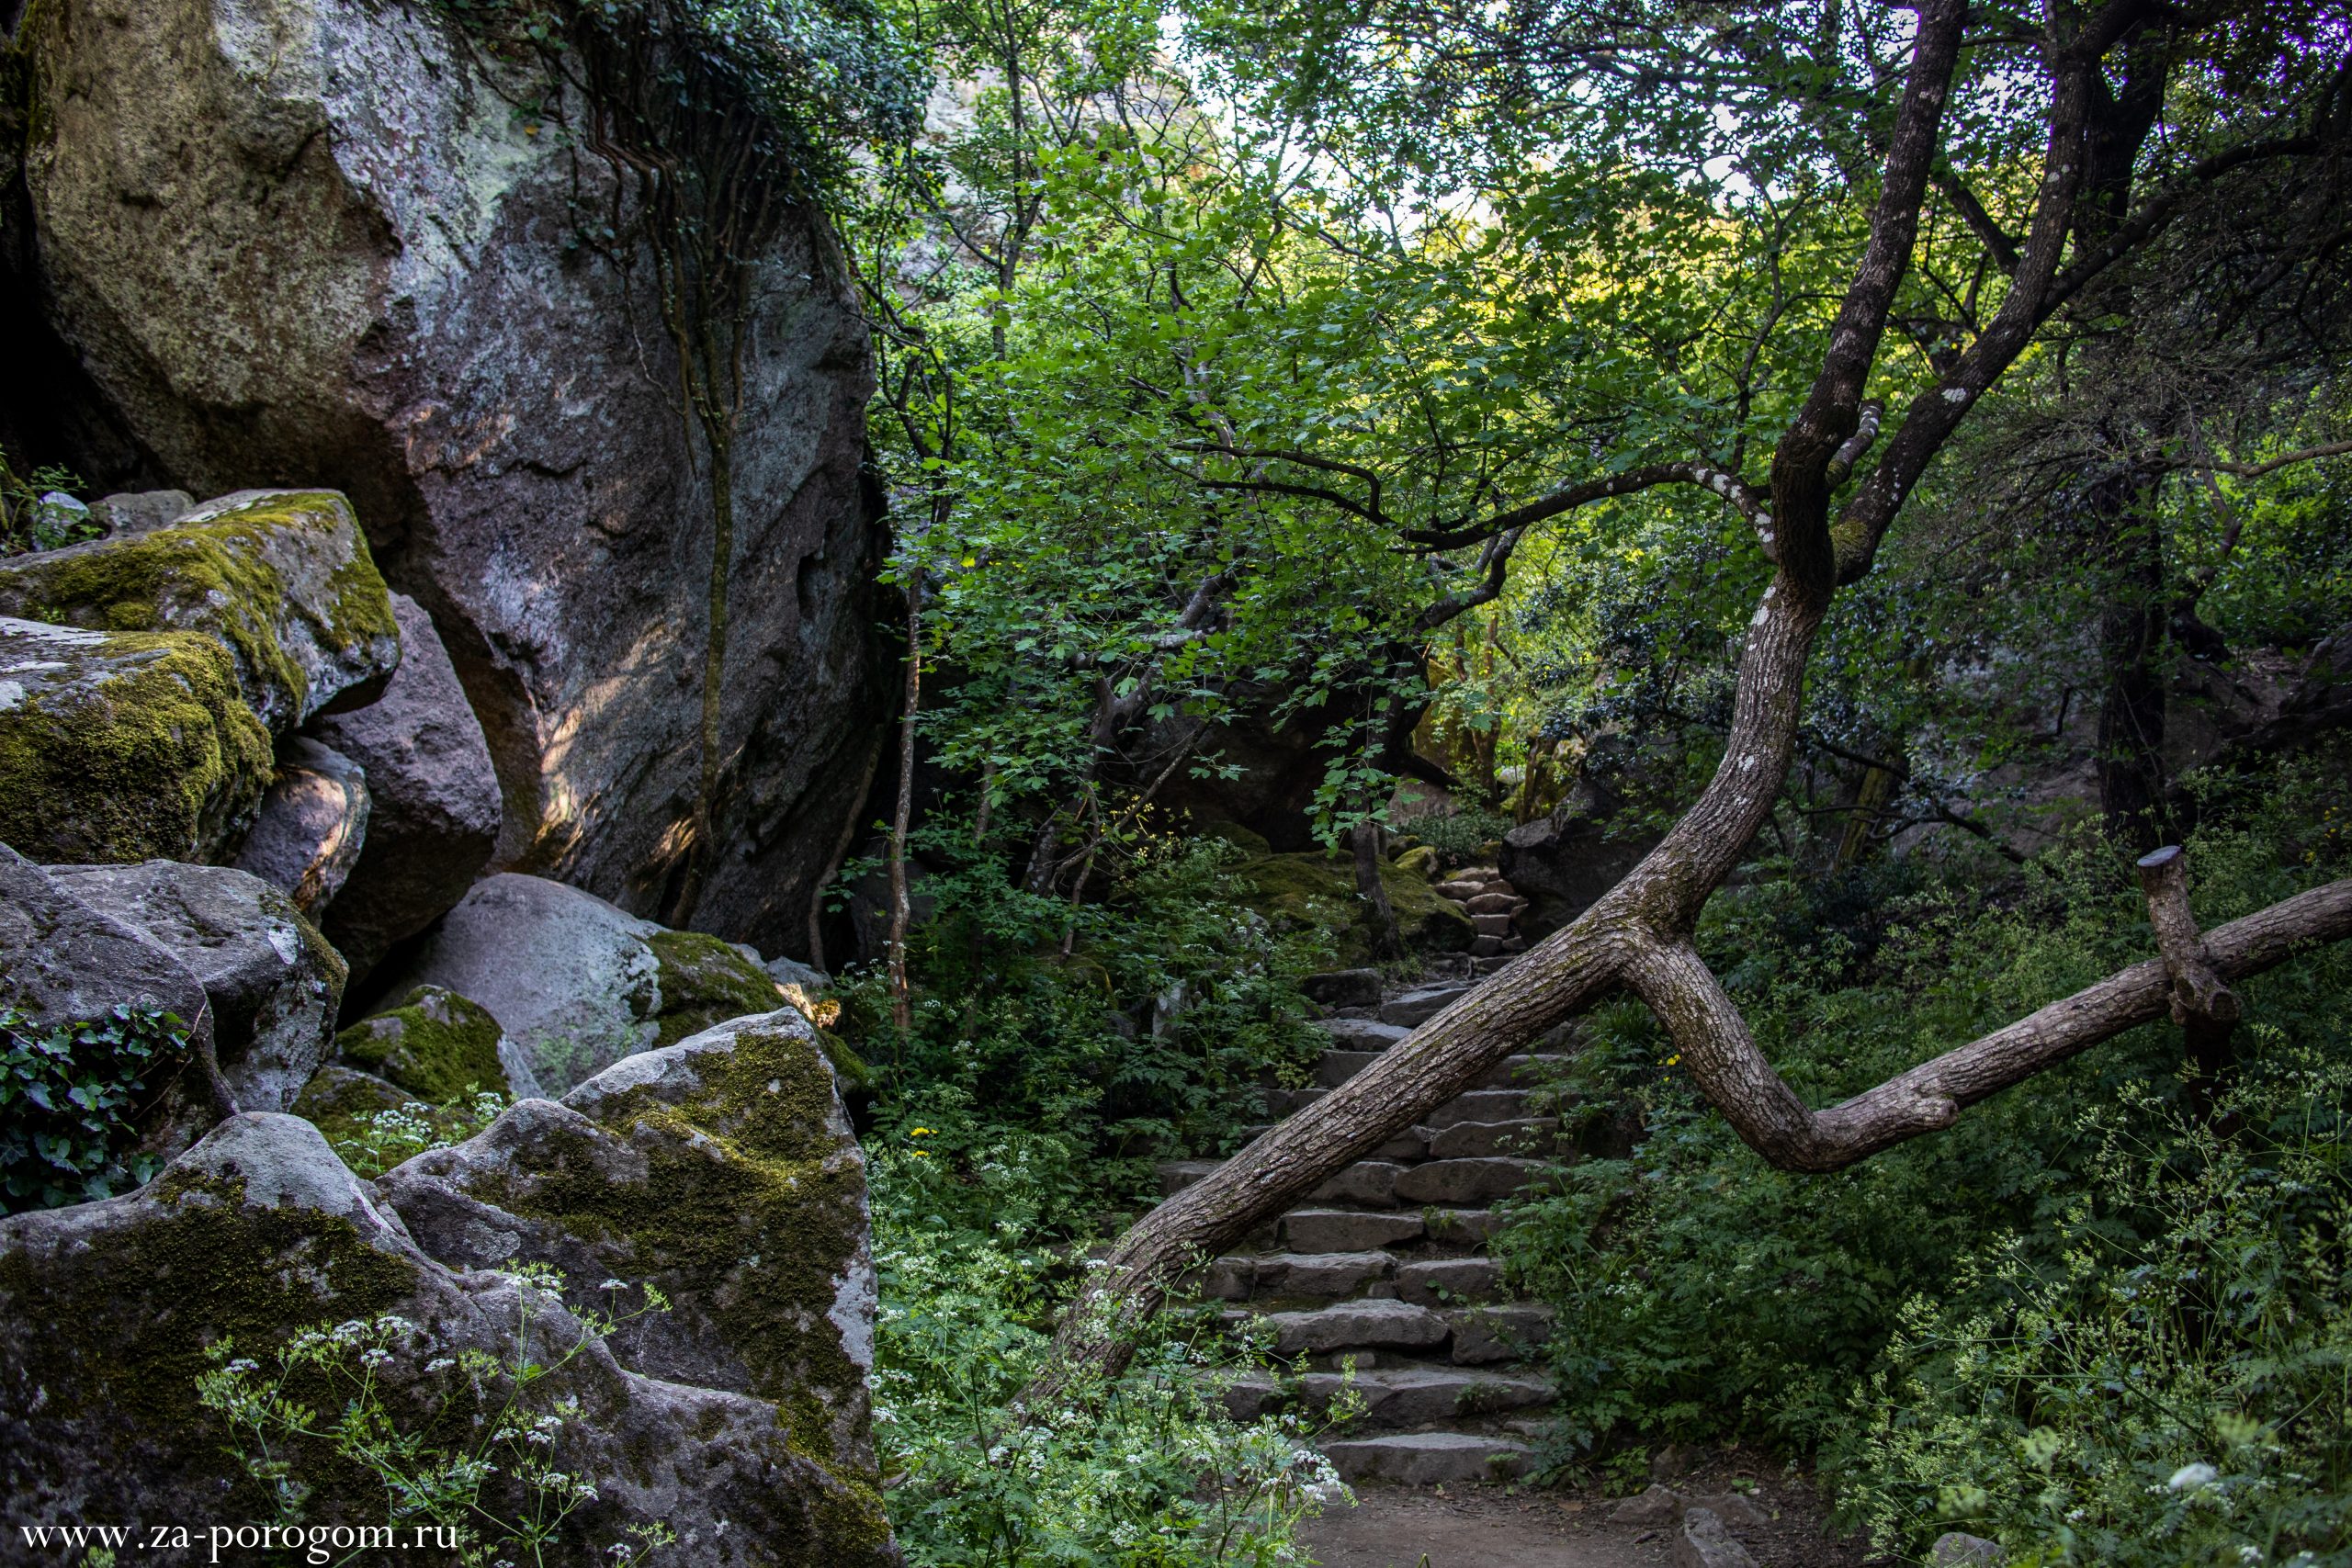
[379,1008,880,1474]
[309,593,501,983]
[0,1112,896,1565]
[13,0,888,950]
[232,737,370,915]
[333,984,519,1103]
[0,615,271,863]
[0,491,401,733]
[49,862,345,1125]
[376,874,785,1093]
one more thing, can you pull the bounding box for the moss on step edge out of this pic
[336,986,508,1105]
[0,626,272,862]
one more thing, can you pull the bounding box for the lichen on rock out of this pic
[0,490,400,733]
[0,615,273,864]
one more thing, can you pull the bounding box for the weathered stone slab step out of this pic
[1282,1208,1424,1252]
[1444,1303,1555,1365]
[1395,1256,1501,1305]
[1314,1051,1566,1090]
[1321,1431,1532,1484]
[1427,1117,1561,1158]
[1223,1364,1554,1425]
[1156,1157,1222,1197]
[1421,1208,1509,1246]
[1201,1250,1395,1301]
[1308,1159,1405,1207]
[1310,1016,1415,1050]
[1395,1156,1550,1206]
[1250,1297,1448,1356]
[1239,1122,1426,1160]
[1301,968,1384,1009]
[1379,985,1475,1028]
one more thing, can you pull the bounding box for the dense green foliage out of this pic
[0,1003,193,1213]
[1492,775,2352,1560]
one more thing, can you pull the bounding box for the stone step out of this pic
[1395,1156,1551,1206]
[1444,1303,1555,1365]
[1223,1363,1554,1426]
[1427,1117,1561,1159]
[1309,1016,1415,1050]
[1321,1431,1532,1485]
[1421,1208,1508,1246]
[1264,1085,1541,1122]
[1379,985,1476,1028]
[1250,1297,1449,1357]
[1395,1256,1501,1305]
[1314,1051,1565,1090]
[1240,1122,1426,1160]
[1201,1250,1395,1302]
[1281,1208,1424,1253]
[1301,968,1384,1009]
[1464,892,1526,916]
[1307,1159,1406,1207]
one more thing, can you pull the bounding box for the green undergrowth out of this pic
[1491,765,2352,1564]
[839,831,1329,1200]
[868,1136,1352,1566]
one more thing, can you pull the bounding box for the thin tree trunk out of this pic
[887,574,924,1031]
[1353,818,1404,961]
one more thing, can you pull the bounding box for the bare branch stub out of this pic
[2136,844,2242,1082]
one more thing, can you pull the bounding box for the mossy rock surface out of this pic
[378,1009,885,1488]
[1234,844,1474,966]
[336,984,508,1104]
[0,490,400,732]
[0,1112,894,1563]
[0,615,272,863]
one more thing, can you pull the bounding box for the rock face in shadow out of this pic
[13,0,888,952]
[0,1112,897,1565]
[310,593,502,985]
[233,737,371,915]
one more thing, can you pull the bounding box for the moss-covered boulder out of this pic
[0,615,272,863]
[0,1112,896,1565]
[378,1008,883,1481]
[1216,829,1476,965]
[0,490,401,733]
[379,874,802,1093]
[334,985,511,1104]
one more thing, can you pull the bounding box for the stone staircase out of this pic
[1159,943,1578,1487]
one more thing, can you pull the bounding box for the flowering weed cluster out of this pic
[195,1265,673,1566]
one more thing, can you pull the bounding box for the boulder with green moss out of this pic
[0,1111,897,1564]
[378,874,798,1093]
[0,490,401,734]
[1216,829,1475,966]
[379,1007,882,1482]
[0,615,272,863]
[334,984,517,1103]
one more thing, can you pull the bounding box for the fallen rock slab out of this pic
[232,736,368,913]
[376,1008,879,1472]
[1674,1506,1759,1568]
[50,860,344,1125]
[1321,1431,1531,1485]
[0,1112,894,1564]
[379,874,787,1092]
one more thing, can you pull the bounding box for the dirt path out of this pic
[1297,1487,1669,1567]
[1295,1461,1880,1568]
